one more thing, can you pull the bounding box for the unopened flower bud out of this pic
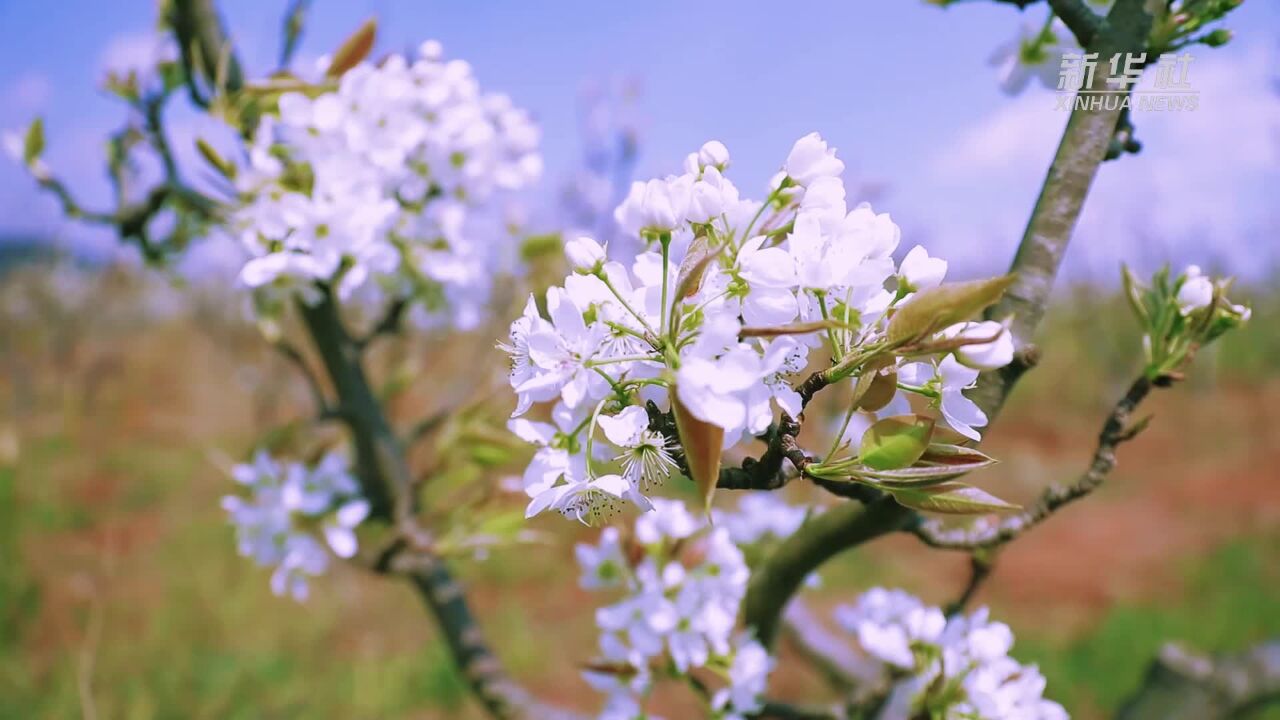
[565,236,606,274]
[1176,270,1214,314]
[898,245,947,292]
[948,321,1015,371]
[696,140,730,171]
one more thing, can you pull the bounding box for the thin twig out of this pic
[945,551,996,617]
[271,339,332,417]
[357,297,409,349]
[913,375,1153,550]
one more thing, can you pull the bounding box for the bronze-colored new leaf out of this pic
[326,19,377,78]
[671,390,723,514]
[887,274,1016,345]
[888,482,1020,515]
[856,368,898,412]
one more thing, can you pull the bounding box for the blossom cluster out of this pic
[834,588,1067,719]
[505,133,1015,523]
[577,499,772,720]
[222,451,369,601]
[232,40,541,329]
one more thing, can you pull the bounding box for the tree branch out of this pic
[781,600,862,692]
[736,0,1159,687]
[271,339,332,418]
[945,551,996,617]
[1116,640,1280,720]
[970,0,1156,420]
[1047,0,1105,46]
[913,375,1152,550]
[743,497,916,649]
[387,548,586,720]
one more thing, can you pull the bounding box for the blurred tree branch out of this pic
[737,0,1159,673]
[1116,640,1280,720]
[168,3,579,718]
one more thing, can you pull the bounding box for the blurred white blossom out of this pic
[231,42,541,329]
[835,588,1068,719]
[222,450,368,601]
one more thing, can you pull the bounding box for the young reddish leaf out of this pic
[918,443,997,468]
[888,482,1020,515]
[887,275,1016,345]
[857,368,898,412]
[674,234,723,301]
[671,390,723,514]
[857,464,976,487]
[326,19,377,78]
[858,415,934,471]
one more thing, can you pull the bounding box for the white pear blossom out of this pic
[598,406,679,492]
[712,492,812,545]
[222,451,368,601]
[899,244,948,292]
[229,41,541,329]
[504,135,1014,521]
[901,358,990,441]
[835,588,1068,718]
[567,235,608,274]
[614,176,692,237]
[946,320,1015,371]
[685,139,731,173]
[1176,265,1214,314]
[784,132,844,187]
[576,500,771,718]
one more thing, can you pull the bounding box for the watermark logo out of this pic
[1055,52,1198,111]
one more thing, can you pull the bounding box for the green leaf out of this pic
[158,61,186,95]
[887,275,1015,345]
[195,138,235,179]
[888,482,1020,515]
[858,415,934,471]
[326,18,377,78]
[1120,264,1149,326]
[23,117,44,165]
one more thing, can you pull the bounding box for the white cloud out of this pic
[919,42,1280,284]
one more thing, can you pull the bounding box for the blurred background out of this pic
[0,1,1277,718]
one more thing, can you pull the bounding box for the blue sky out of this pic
[1,1,1276,280]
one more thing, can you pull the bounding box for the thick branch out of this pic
[782,600,862,692]
[1116,640,1280,720]
[971,0,1156,419]
[743,497,915,649]
[1047,0,1104,46]
[389,549,586,720]
[913,375,1152,550]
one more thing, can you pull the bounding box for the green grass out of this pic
[1016,537,1280,718]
